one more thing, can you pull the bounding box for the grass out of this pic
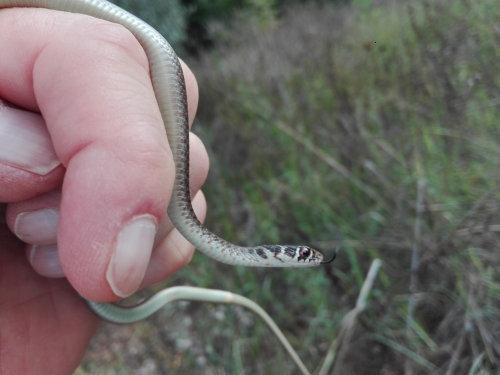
[80,0,500,374]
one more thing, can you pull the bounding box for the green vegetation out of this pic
[109,0,344,55]
[109,0,187,53]
[81,0,500,374]
[109,0,277,55]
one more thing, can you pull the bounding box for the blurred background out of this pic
[78,0,500,374]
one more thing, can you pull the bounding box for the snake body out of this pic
[0,0,331,320]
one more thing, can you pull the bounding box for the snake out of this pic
[1,1,334,373]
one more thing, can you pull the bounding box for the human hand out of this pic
[0,8,208,374]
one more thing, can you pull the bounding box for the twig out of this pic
[405,179,426,375]
[316,259,382,375]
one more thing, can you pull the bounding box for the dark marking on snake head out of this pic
[283,246,296,259]
[297,246,314,262]
[264,245,282,256]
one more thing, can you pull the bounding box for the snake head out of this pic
[296,245,337,265]
[296,246,320,262]
[298,246,336,265]
[259,244,336,267]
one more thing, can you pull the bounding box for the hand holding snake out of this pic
[0,2,332,374]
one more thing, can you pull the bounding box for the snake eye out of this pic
[300,248,311,258]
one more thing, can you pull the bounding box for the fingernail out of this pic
[0,104,60,175]
[106,215,157,298]
[28,244,65,278]
[15,209,59,245]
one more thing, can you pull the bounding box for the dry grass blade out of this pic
[445,334,466,375]
[405,179,427,375]
[468,296,498,365]
[274,120,388,209]
[455,224,500,236]
[420,188,498,268]
[316,259,382,375]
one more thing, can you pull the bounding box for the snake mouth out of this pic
[320,253,337,265]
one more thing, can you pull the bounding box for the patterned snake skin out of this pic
[0,0,329,268]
